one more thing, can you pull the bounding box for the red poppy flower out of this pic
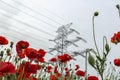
[64,77,67,80]
[29,77,38,80]
[18,62,38,80]
[19,61,38,74]
[35,49,46,63]
[24,48,38,60]
[87,76,99,80]
[54,66,58,73]
[36,57,45,63]
[64,67,68,71]
[75,64,80,70]
[58,54,72,63]
[36,64,41,70]
[47,66,53,73]
[111,31,120,44]
[0,36,8,45]
[50,57,57,62]
[37,49,46,58]
[18,72,31,80]
[75,70,85,76]
[65,71,70,77]
[50,74,56,80]
[114,58,120,67]
[16,41,29,58]
[0,62,16,75]
[56,72,61,78]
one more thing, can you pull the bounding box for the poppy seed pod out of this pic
[7,48,11,53]
[10,41,14,48]
[0,51,4,57]
[94,12,99,16]
[116,4,119,10]
[22,60,26,65]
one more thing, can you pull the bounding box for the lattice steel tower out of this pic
[48,23,87,56]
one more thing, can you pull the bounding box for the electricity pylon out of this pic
[48,23,87,56]
[48,23,93,78]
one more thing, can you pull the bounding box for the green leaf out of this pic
[96,55,102,62]
[96,60,100,72]
[88,53,95,67]
[105,43,110,53]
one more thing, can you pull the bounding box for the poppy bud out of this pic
[0,51,4,57]
[105,43,110,53]
[41,64,45,69]
[94,11,99,16]
[7,48,11,56]
[116,4,119,10]
[10,41,14,48]
[22,60,26,65]
[7,48,10,53]
[88,53,95,67]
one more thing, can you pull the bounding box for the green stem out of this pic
[103,36,107,53]
[18,66,25,80]
[0,77,2,80]
[92,16,100,56]
[118,5,120,18]
[119,10,120,18]
[3,54,8,61]
[85,52,88,79]
[100,73,104,80]
[116,4,120,19]
[101,36,108,80]
[61,29,64,55]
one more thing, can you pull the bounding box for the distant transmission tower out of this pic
[48,23,87,56]
[48,23,93,78]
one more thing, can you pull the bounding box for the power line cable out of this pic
[0,0,95,50]
[0,0,58,28]
[0,31,40,48]
[0,15,53,39]
[42,7,69,22]
[28,0,71,24]
[0,0,74,37]
[0,20,50,40]
[1,13,55,37]
[0,21,47,42]
[11,0,63,25]
[0,22,50,48]
[35,5,96,50]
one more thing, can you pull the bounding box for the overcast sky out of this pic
[0,0,120,75]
